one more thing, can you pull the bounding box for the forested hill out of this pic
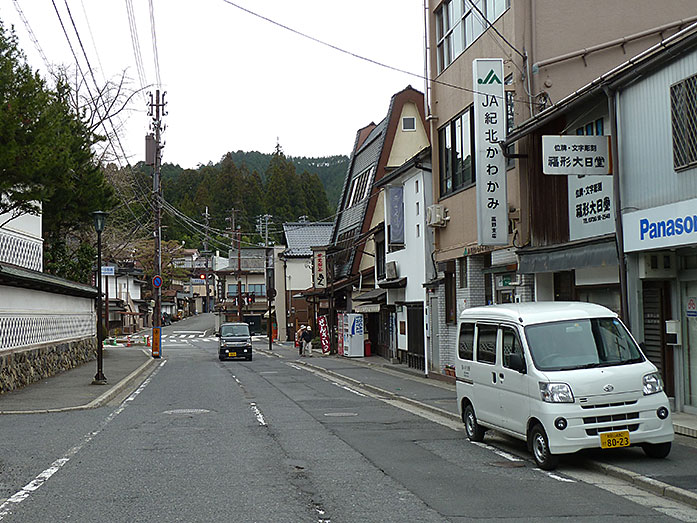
[161,151,348,210]
[223,151,348,209]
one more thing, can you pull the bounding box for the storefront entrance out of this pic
[642,281,674,398]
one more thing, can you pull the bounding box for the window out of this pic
[416,201,420,215]
[445,260,457,324]
[415,179,419,193]
[376,239,386,280]
[576,118,605,136]
[416,224,420,237]
[671,73,697,170]
[403,117,416,131]
[458,257,468,288]
[476,324,497,364]
[347,167,374,207]
[439,108,474,197]
[458,322,475,360]
[501,326,523,369]
[435,0,510,74]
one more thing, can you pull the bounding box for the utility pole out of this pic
[147,89,166,358]
[202,206,210,313]
[226,209,242,322]
[258,214,274,351]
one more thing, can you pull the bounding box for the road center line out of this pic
[0,360,166,521]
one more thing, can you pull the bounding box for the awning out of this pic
[354,288,386,302]
[517,237,618,274]
[377,277,407,289]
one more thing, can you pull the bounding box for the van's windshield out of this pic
[220,324,250,337]
[524,317,644,371]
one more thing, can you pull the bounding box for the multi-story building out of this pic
[426,0,697,374]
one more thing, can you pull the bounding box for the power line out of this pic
[220,0,525,103]
[147,0,162,87]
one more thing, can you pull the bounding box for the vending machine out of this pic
[342,313,364,357]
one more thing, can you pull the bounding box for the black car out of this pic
[217,322,253,361]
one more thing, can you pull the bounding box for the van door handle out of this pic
[499,372,505,382]
[491,372,497,383]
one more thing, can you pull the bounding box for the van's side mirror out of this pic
[509,353,526,373]
[215,332,220,337]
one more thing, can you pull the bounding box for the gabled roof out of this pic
[331,85,427,279]
[283,222,333,257]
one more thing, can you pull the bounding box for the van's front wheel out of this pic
[529,424,559,470]
[642,442,671,459]
[463,404,485,442]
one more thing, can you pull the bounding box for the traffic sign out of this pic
[152,275,163,288]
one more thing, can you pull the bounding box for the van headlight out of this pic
[643,372,664,395]
[539,382,574,403]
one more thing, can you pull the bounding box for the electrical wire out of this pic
[147,0,161,87]
[220,0,525,103]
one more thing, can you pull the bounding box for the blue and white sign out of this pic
[101,266,115,276]
[624,197,697,252]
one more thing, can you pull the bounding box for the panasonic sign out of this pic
[624,197,697,252]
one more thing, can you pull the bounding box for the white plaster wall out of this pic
[3,286,93,313]
[286,258,312,290]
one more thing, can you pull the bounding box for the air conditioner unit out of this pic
[639,252,677,279]
[385,261,398,280]
[426,204,449,227]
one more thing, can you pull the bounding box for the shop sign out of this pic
[687,297,697,318]
[542,135,611,175]
[495,272,520,290]
[568,175,615,241]
[473,58,507,246]
[624,197,697,252]
[313,250,327,288]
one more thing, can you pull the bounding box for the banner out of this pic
[473,58,507,246]
[318,315,331,354]
[387,186,404,246]
[313,250,327,288]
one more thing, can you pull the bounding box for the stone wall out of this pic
[0,337,96,394]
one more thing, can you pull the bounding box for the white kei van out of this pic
[455,302,674,470]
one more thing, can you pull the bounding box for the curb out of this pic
[0,351,158,415]
[584,460,697,509]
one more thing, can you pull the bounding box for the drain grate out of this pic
[323,412,358,417]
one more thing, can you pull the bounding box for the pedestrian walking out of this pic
[301,325,313,357]
[296,325,306,356]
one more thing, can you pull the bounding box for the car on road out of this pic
[455,302,674,470]
[217,322,253,361]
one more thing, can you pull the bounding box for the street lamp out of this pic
[92,210,108,385]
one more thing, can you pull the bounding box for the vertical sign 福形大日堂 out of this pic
[473,58,507,246]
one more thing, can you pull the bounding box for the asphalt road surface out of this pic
[1,314,697,522]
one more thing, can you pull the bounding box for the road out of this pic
[1,313,697,521]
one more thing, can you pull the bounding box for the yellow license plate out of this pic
[228,352,237,357]
[600,430,630,449]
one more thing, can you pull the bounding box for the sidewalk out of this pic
[0,346,156,414]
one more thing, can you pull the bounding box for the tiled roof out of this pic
[283,222,333,257]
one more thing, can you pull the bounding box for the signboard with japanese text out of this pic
[543,135,611,175]
[568,175,615,241]
[151,326,161,358]
[318,315,331,354]
[101,266,115,276]
[473,59,507,246]
[313,250,327,288]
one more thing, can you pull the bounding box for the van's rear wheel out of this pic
[463,404,485,442]
[530,424,559,470]
[642,442,671,459]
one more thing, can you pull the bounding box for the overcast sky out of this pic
[3,0,427,169]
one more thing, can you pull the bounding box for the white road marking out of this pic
[471,441,524,463]
[0,360,166,521]
[250,402,267,426]
[333,382,366,397]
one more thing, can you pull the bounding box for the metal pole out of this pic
[93,231,107,384]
